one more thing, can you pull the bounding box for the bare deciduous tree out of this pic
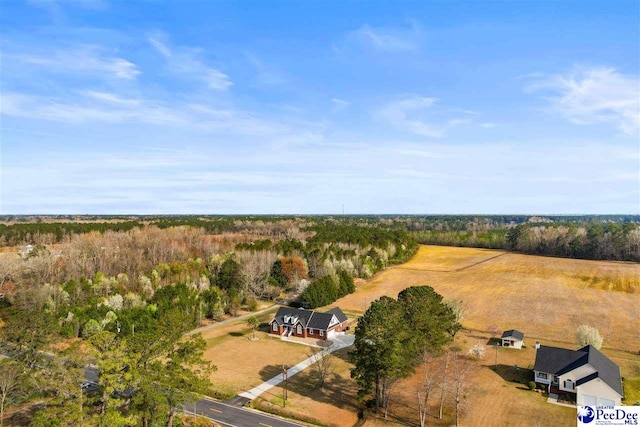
[0,362,25,427]
[417,350,443,427]
[438,352,449,420]
[309,348,334,388]
[453,352,473,427]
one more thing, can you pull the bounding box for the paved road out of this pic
[184,397,304,427]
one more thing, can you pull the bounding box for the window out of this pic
[309,329,314,334]
[297,325,302,334]
[320,330,324,336]
[582,395,597,406]
[537,372,548,379]
[564,379,574,390]
[272,323,278,331]
[601,398,615,407]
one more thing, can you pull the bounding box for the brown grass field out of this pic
[200,308,315,397]
[202,245,639,426]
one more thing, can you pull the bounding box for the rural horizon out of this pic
[0,1,638,426]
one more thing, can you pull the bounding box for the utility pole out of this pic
[494,343,498,369]
[282,365,288,407]
[79,383,83,427]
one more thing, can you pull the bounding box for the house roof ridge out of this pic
[306,311,315,328]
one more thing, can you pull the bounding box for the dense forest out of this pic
[0,217,418,424]
[1,214,638,261]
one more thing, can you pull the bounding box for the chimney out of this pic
[535,341,540,350]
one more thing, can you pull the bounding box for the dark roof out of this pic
[326,307,348,323]
[271,306,347,331]
[579,345,623,396]
[307,312,334,330]
[270,307,314,326]
[534,345,623,396]
[501,329,524,340]
[534,345,584,374]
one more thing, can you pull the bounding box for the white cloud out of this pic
[331,98,351,112]
[148,36,172,58]
[447,118,471,126]
[83,91,141,106]
[377,96,444,137]
[243,51,286,86]
[12,45,139,79]
[480,122,497,128]
[1,90,308,137]
[148,32,232,91]
[525,67,640,135]
[340,21,424,53]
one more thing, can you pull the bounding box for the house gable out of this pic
[533,344,623,398]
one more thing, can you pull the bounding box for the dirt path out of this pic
[185,304,277,336]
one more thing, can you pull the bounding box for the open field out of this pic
[202,245,639,426]
[337,245,640,351]
[200,308,319,397]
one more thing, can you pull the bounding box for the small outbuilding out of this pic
[501,329,524,349]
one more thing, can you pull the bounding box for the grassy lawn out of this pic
[201,308,313,397]
[203,245,639,426]
[252,347,361,427]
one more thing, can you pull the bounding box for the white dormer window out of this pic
[272,323,278,331]
[565,379,574,390]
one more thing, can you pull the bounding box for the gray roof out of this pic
[270,307,314,326]
[270,306,347,331]
[325,307,348,323]
[501,329,524,340]
[534,345,623,396]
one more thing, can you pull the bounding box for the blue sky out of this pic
[1,0,638,214]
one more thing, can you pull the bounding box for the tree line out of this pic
[2,215,637,261]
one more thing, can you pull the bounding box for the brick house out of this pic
[269,306,348,340]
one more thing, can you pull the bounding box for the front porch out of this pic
[547,385,576,406]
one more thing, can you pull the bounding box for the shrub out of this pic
[528,381,536,391]
[81,319,102,338]
[246,297,258,312]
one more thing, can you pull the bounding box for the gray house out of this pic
[533,344,623,406]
